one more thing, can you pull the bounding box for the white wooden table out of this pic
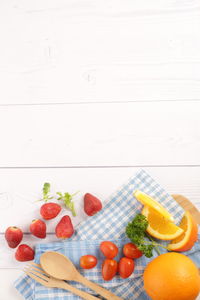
[0,1,200,299]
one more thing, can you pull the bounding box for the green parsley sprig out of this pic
[57,191,78,217]
[38,182,53,202]
[126,214,167,258]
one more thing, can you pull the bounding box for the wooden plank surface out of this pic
[0,101,199,167]
[0,166,200,232]
[0,0,200,299]
[0,0,199,104]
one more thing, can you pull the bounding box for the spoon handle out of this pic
[56,280,100,300]
[76,274,123,300]
[172,194,200,224]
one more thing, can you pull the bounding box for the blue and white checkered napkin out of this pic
[15,169,200,300]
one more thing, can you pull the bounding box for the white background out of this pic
[0,0,200,299]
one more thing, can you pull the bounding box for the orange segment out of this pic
[134,190,174,222]
[142,206,184,240]
[167,211,198,251]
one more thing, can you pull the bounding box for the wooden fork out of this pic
[24,262,100,300]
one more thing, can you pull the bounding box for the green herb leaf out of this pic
[43,182,50,196]
[126,213,165,258]
[38,182,53,202]
[56,191,78,217]
[138,244,154,258]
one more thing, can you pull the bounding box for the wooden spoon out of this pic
[172,194,200,274]
[172,194,200,224]
[40,251,123,300]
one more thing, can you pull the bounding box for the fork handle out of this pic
[76,274,123,300]
[56,280,99,300]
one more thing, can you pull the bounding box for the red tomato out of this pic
[123,243,143,259]
[118,257,134,279]
[80,255,97,269]
[102,259,118,281]
[100,241,118,259]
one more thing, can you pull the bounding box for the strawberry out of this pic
[5,226,23,248]
[30,219,46,239]
[84,193,102,216]
[40,202,61,220]
[55,215,74,239]
[15,244,35,261]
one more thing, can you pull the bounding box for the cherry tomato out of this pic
[118,257,134,279]
[80,255,97,269]
[100,241,118,259]
[123,243,143,259]
[102,259,118,281]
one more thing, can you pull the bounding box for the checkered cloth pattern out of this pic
[15,169,200,300]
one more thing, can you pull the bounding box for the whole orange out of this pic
[143,252,200,300]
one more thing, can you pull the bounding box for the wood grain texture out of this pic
[172,194,200,224]
[0,0,200,104]
[0,166,199,233]
[25,263,100,300]
[0,0,200,298]
[0,269,22,300]
[0,101,199,167]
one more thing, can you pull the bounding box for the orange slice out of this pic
[134,190,174,222]
[167,211,198,251]
[142,206,184,240]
